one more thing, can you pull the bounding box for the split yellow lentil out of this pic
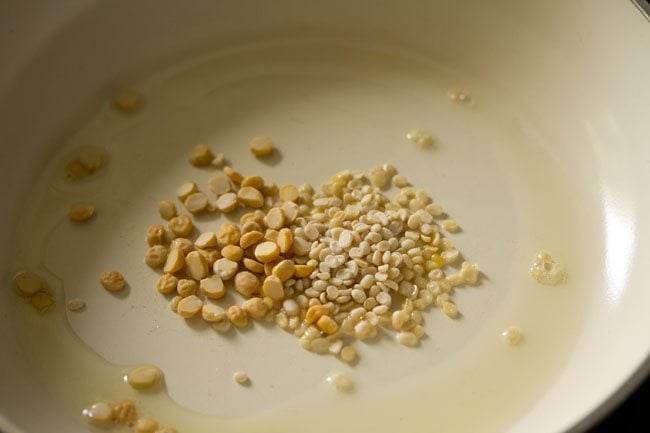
[188,144,214,167]
[113,89,141,112]
[69,203,95,222]
[248,136,274,157]
[100,270,126,292]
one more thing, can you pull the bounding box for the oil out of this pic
[5,40,597,432]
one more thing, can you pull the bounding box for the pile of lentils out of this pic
[144,142,480,364]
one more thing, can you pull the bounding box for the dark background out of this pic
[589,373,649,432]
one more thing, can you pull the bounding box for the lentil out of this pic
[184,192,209,214]
[113,89,141,112]
[195,231,218,249]
[502,326,523,346]
[217,223,240,246]
[255,241,280,263]
[279,184,299,202]
[211,152,226,167]
[208,174,231,195]
[69,203,95,222]
[223,166,243,184]
[233,371,250,385]
[169,295,182,312]
[240,230,264,249]
[326,372,353,392]
[213,258,238,280]
[262,275,285,300]
[135,418,159,433]
[219,245,242,262]
[100,270,126,292]
[248,136,274,157]
[234,271,260,297]
[163,249,185,274]
[184,251,208,280]
[30,291,55,313]
[14,273,44,296]
[237,186,264,208]
[143,162,481,361]
[242,297,268,318]
[243,258,265,274]
[156,274,178,294]
[168,214,193,237]
[188,144,213,167]
[241,175,265,189]
[177,295,203,318]
[176,279,197,297]
[67,297,85,311]
[228,305,248,327]
[143,245,167,268]
[202,303,227,323]
[126,365,162,389]
[441,219,460,233]
[216,192,238,213]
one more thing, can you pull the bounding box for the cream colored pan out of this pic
[1,1,649,432]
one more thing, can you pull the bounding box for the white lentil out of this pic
[340,345,356,363]
[233,371,250,385]
[326,372,353,392]
[396,331,418,346]
[441,219,460,233]
[283,299,300,316]
[442,301,458,318]
[66,297,85,311]
[502,326,523,346]
[134,418,159,433]
[354,320,376,340]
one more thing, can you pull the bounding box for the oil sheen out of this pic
[7,41,597,433]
